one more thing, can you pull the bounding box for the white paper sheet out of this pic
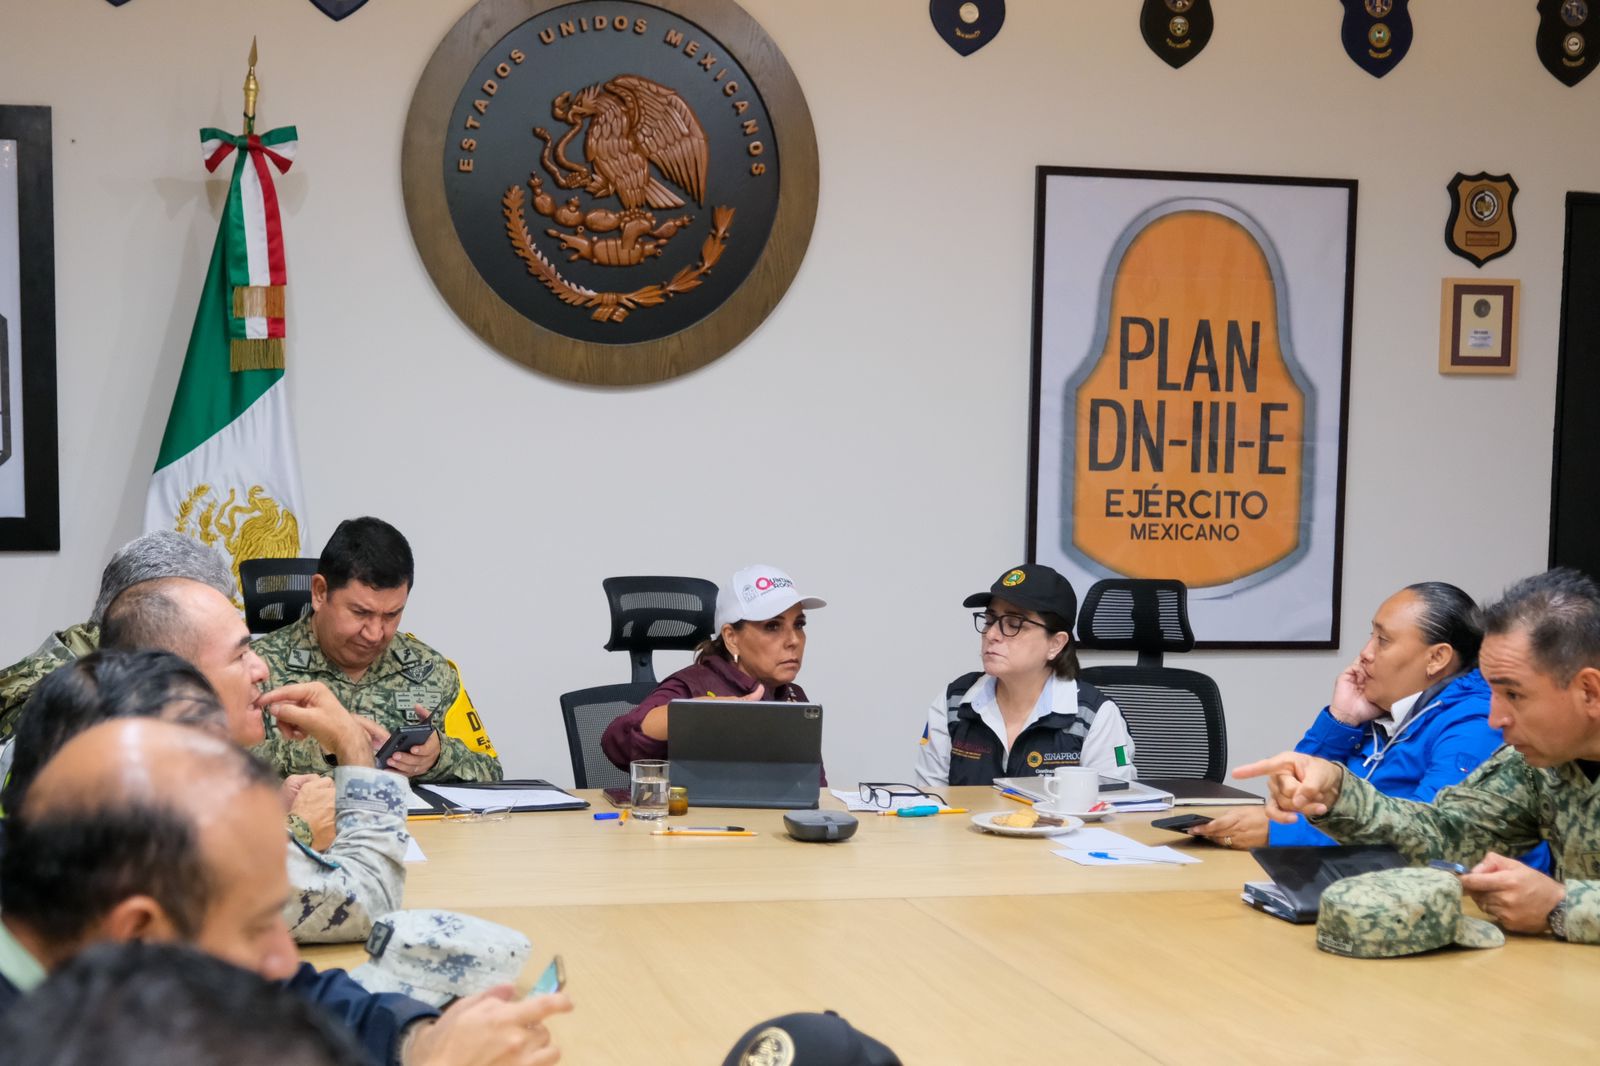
[1054,845,1199,866]
[423,785,576,811]
[403,784,436,814]
[404,836,427,863]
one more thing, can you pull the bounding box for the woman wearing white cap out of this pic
[912,564,1136,794]
[600,564,826,773]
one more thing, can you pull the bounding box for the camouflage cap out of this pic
[349,910,531,1006]
[1316,867,1504,959]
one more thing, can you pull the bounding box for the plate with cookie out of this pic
[971,808,1084,837]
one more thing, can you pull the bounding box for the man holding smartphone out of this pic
[1240,569,1600,944]
[252,517,502,784]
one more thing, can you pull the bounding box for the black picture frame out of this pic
[0,104,59,552]
[1027,166,1355,649]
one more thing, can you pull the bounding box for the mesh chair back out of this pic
[1077,579,1194,667]
[559,682,654,789]
[602,576,718,684]
[1080,666,1227,781]
[239,557,320,635]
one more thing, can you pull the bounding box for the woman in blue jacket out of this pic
[1194,581,1503,850]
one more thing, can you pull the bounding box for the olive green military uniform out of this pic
[0,622,100,742]
[252,616,502,783]
[1314,747,1600,944]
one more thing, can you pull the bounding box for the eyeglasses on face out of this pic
[972,611,1048,637]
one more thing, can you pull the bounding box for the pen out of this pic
[879,806,969,817]
[1088,850,1189,865]
[408,814,448,822]
[993,786,1035,806]
[593,812,620,821]
[652,826,756,837]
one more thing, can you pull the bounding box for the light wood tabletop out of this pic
[302,787,1596,1064]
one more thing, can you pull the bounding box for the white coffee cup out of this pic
[1042,766,1099,813]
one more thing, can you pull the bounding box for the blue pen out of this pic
[593,812,620,821]
[894,805,940,817]
[1088,850,1188,865]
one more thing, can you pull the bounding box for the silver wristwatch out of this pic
[1548,898,1570,941]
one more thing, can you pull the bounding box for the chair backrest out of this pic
[559,681,655,789]
[601,576,718,684]
[1076,578,1194,668]
[1079,666,1228,781]
[238,557,320,635]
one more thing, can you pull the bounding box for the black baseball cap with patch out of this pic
[962,563,1079,624]
[722,1011,901,1066]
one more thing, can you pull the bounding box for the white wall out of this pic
[0,0,1590,789]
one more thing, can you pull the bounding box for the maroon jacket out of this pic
[600,655,823,782]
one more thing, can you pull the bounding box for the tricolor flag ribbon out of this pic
[197,126,298,370]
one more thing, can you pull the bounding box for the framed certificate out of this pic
[1439,278,1519,376]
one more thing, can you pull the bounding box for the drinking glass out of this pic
[630,760,670,820]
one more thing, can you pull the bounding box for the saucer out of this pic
[1036,804,1112,823]
[971,810,1084,837]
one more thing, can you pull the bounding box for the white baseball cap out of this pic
[715,564,827,630]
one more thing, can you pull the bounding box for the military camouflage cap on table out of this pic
[1316,867,1504,959]
[351,909,531,1006]
[722,1011,902,1066]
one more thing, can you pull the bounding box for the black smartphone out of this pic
[375,724,435,768]
[602,786,632,808]
[1151,813,1214,833]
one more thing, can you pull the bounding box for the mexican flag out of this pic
[145,126,307,594]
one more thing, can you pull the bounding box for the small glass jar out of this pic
[667,786,689,816]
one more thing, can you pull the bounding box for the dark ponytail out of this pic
[1405,582,1482,669]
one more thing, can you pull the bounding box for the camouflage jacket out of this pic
[252,616,502,783]
[287,766,410,944]
[0,622,100,742]
[1314,747,1600,944]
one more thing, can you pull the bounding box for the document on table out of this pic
[424,785,578,811]
[830,788,929,812]
[404,836,427,863]
[1052,827,1200,866]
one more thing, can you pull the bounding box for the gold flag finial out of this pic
[243,37,260,133]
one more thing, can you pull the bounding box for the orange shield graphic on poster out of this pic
[1067,203,1311,590]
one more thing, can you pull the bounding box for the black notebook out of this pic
[1141,777,1265,806]
[410,778,589,814]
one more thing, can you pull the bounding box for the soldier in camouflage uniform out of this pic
[0,530,236,742]
[1241,568,1600,945]
[251,517,501,784]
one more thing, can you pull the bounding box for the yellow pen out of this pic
[408,814,449,822]
[652,826,756,837]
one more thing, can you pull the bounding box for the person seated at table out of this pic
[1192,581,1511,852]
[913,564,1136,793]
[601,564,825,774]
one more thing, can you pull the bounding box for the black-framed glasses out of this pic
[973,611,1048,637]
[858,782,947,809]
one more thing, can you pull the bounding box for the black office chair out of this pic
[560,682,653,789]
[601,575,719,684]
[559,576,721,788]
[238,557,319,635]
[1075,578,1228,781]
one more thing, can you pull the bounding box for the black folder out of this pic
[411,778,589,814]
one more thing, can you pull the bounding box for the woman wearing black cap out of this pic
[912,564,1136,792]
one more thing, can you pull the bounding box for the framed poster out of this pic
[0,105,59,551]
[1028,167,1356,648]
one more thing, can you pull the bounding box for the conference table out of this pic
[302,788,1594,1063]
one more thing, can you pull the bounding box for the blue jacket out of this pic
[1271,670,1503,848]
[285,963,439,1066]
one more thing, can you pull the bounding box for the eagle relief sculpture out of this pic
[502,74,735,323]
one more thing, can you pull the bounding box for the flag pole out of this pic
[243,37,259,136]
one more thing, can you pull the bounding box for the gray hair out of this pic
[90,532,235,625]
[1477,568,1600,684]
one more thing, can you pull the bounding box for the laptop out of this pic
[1243,845,1408,924]
[993,775,1174,808]
[667,699,823,809]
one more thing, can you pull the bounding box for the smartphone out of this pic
[1427,859,1469,875]
[375,724,435,768]
[602,786,632,808]
[529,955,566,996]
[1151,813,1214,833]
